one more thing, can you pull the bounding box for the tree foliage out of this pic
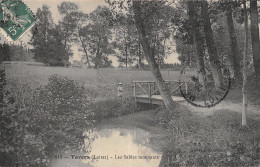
[0,43,11,62]
[79,6,114,68]
[30,5,70,66]
[58,2,79,55]
[9,45,34,61]
[112,13,139,67]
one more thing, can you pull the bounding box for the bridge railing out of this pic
[132,80,188,101]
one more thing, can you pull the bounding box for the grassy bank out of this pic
[156,105,260,167]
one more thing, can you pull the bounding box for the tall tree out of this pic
[187,1,207,92]
[30,5,53,62]
[70,11,91,67]
[58,2,79,57]
[242,0,249,127]
[113,13,139,68]
[79,23,113,68]
[201,1,223,89]
[145,2,174,68]
[32,5,53,47]
[225,2,242,81]
[80,6,114,68]
[250,0,260,80]
[30,5,69,66]
[171,1,197,67]
[137,42,144,68]
[132,1,175,110]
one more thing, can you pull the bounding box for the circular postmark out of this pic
[179,61,231,108]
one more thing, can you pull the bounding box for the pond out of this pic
[50,128,162,167]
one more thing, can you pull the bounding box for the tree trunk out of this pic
[242,0,248,127]
[138,42,142,68]
[201,1,223,89]
[250,0,260,80]
[226,3,241,81]
[95,37,101,69]
[79,34,90,67]
[64,26,70,52]
[187,1,207,92]
[132,1,176,110]
[124,30,128,68]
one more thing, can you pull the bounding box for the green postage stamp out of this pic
[0,0,37,41]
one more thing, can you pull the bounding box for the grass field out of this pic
[3,63,184,85]
[3,63,195,100]
[3,63,259,104]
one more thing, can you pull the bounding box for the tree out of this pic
[242,0,249,127]
[136,42,145,68]
[113,13,139,68]
[187,1,207,92]
[225,1,242,81]
[250,0,260,80]
[9,45,34,61]
[80,6,114,68]
[171,1,197,67]
[132,1,175,110]
[143,2,175,68]
[69,11,91,67]
[30,5,69,66]
[79,23,113,68]
[47,26,70,66]
[32,5,53,48]
[176,38,196,67]
[1,43,11,61]
[0,44,2,63]
[58,2,79,57]
[201,0,223,89]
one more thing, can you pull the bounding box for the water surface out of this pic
[50,128,161,167]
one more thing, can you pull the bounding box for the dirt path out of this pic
[178,100,260,117]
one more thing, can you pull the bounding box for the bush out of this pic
[156,108,260,167]
[1,75,95,166]
[89,97,137,120]
[28,75,94,155]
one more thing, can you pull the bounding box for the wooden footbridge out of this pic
[133,80,188,106]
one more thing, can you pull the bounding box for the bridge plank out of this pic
[136,95,185,105]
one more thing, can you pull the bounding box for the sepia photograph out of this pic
[0,0,260,166]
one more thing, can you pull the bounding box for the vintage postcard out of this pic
[0,0,260,167]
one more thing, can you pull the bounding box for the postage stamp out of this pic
[0,0,37,41]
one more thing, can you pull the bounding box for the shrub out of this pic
[27,75,94,155]
[1,75,95,166]
[89,97,137,120]
[0,68,19,166]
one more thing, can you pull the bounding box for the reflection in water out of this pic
[50,128,161,167]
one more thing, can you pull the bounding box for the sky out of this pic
[0,0,180,66]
